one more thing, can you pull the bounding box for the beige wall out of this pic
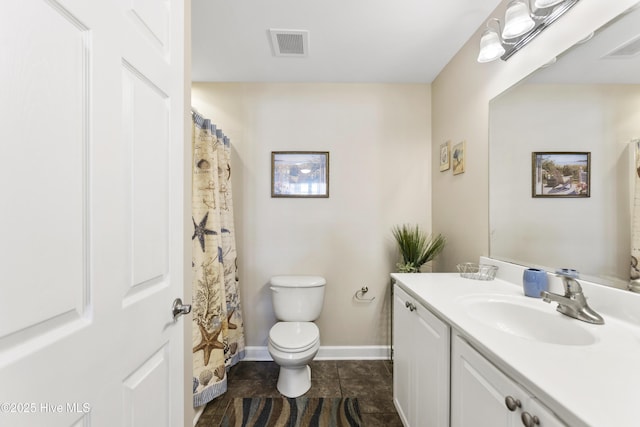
[191,83,431,348]
[431,0,639,272]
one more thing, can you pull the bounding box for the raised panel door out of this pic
[393,285,413,426]
[451,334,524,427]
[0,1,186,426]
[414,301,450,427]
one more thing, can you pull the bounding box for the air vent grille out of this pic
[269,29,309,57]
[603,34,640,58]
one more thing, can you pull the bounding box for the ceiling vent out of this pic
[269,29,309,57]
[603,34,640,58]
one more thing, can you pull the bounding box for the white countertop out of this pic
[391,258,640,427]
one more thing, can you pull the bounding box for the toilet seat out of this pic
[269,322,319,353]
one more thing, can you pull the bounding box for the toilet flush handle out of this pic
[270,287,280,292]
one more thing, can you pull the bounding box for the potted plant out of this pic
[392,224,446,273]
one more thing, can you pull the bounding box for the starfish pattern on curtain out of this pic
[191,111,245,407]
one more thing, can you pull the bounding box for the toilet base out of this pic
[276,364,311,398]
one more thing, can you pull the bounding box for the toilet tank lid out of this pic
[270,275,326,288]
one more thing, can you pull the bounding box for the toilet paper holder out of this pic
[354,286,375,302]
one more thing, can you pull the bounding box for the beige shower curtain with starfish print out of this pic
[192,111,245,406]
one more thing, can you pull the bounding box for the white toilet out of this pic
[267,275,326,398]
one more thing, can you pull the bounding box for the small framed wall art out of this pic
[531,151,590,198]
[439,141,450,172]
[452,141,466,175]
[271,151,329,198]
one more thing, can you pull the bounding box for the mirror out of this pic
[489,3,640,289]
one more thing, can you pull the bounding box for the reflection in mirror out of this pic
[489,3,640,290]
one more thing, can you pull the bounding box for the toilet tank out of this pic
[270,275,326,321]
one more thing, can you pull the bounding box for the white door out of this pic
[0,1,187,426]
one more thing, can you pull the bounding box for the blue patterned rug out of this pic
[221,397,362,427]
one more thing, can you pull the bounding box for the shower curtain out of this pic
[630,139,640,293]
[191,110,245,406]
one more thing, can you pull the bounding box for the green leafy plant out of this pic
[392,224,446,273]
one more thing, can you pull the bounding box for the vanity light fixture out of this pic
[477,19,506,63]
[477,0,580,63]
[502,0,536,40]
[534,0,565,8]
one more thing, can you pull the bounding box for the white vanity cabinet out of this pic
[392,284,450,427]
[391,265,640,426]
[451,333,565,427]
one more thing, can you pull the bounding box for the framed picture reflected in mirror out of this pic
[532,152,590,198]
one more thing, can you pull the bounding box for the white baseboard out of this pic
[317,345,391,360]
[243,346,272,361]
[193,405,204,426]
[243,345,391,361]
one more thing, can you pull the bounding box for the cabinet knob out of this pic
[521,412,540,427]
[504,395,521,411]
[405,301,416,312]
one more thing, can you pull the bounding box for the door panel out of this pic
[128,0,170,50]
[0,1,186,426]
[122,61,170,298]
[123,345,170,427]
[0,0,89,343]
[392,285,412,426]
[452,335,522,427]
[414,304,449,427]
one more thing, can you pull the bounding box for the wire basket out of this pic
[456,263,498,281]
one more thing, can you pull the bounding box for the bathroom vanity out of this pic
[391,258,640,427]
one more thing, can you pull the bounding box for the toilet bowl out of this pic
[268,321,320,397]
[267,275,326,398]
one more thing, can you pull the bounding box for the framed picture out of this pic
[271,151,329,198]
[452,141,465,175]
[439,141,450,172]
[532,152,590,198]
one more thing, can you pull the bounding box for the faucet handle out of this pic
[555,268,579,279]
[555,268,583,294]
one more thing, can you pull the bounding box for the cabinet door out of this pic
[393,285,413,426]
[393,284,450,427]
[525,398,567,427]
[452,334,526,427]
[414,300,450,427]
[452,334,566,427]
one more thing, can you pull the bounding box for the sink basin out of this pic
[459,295,597,346]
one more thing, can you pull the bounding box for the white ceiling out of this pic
[191,0,503,83]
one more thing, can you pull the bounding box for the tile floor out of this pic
[195,360,403,426]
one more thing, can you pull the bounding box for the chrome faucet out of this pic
[541,269,604,325]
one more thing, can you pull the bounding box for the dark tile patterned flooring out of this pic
[195,360,403,426]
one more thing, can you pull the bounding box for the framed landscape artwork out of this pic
[531,152,590,198]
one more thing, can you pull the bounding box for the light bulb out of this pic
[534,0,564,8]
[477,29,505,63]
[502,0,535,39]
